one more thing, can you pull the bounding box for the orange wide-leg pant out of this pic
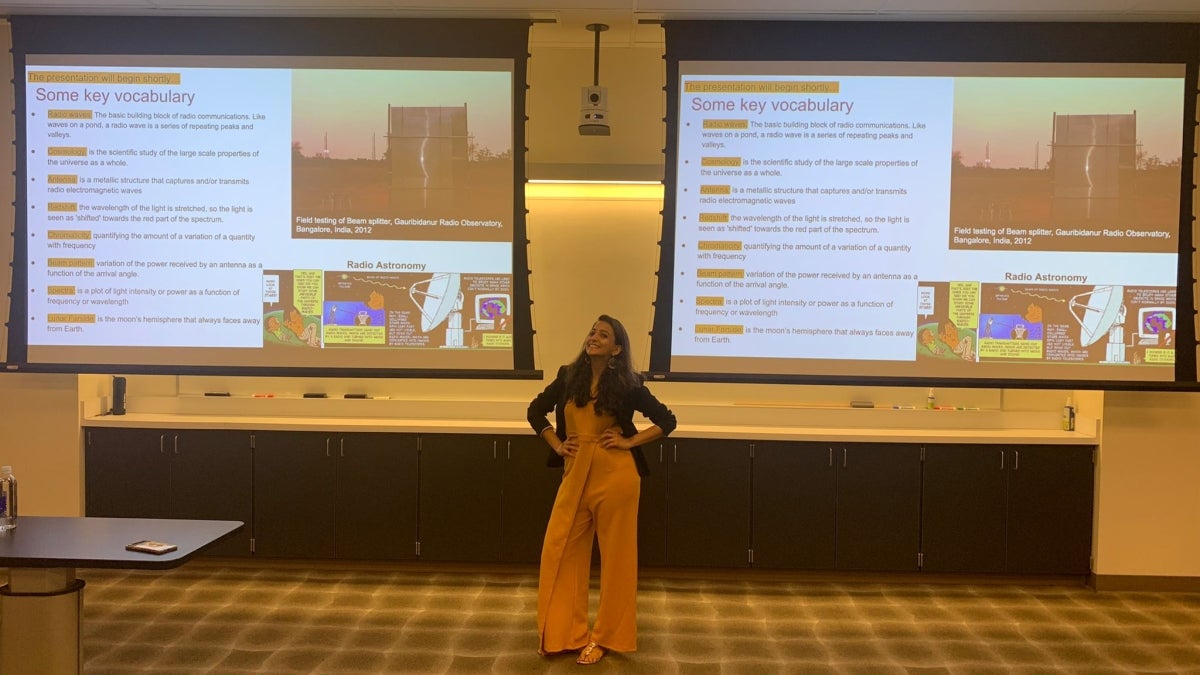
[537,431,640,653]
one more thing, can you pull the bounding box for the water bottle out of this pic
[1062,397,1076,432]
[0,466,16,531]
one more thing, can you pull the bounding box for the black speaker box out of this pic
[112,376,127,415]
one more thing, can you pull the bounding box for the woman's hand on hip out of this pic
[556,437,579,458]
[600,429,631,451]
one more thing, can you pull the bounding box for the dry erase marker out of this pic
[892,405,915,410]
[252,393,274,398]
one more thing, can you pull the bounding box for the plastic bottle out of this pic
[0,466,16,531]
[926,388,936,410]
[1062,398,1076,432]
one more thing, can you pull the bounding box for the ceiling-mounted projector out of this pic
[579,85,609,136]
[579,22,610,136]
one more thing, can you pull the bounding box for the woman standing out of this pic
[527,314,677,665]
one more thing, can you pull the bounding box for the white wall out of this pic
[0,24,1197,582]
[526,33,666,180]
[0,373,85,516]
[1096,391,1200,577]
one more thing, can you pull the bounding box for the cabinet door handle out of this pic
[1014,450,1019,470]
[340,437,344,458]
[493,440,497,460]
[506,440,511,460]
[673,443,678,463]
[159,434,165,454]
[843,448,848,468]
[828,447,833,467]
[174,435,179,455]
[1000,450,1005,470]
[326,438,331,458]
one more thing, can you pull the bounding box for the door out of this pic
[170,429,253,557]
[335,432,419,560]
[418,434,501,561]
[666,438,751,567]
[1006,445,1094,574]
[836,443,921,571]
[752,441,836,569]
[84,427,170,518]
[921,444,1007,573]
[637,441,669,567]
[253,431,335,558]
[500,435,563,563]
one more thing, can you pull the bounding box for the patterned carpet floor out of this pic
[71,561,1200,674]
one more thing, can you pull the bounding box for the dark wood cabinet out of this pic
[754,441,921,571]
[1006,445,1094,574]
[253,431,417,560]
[418,434,563,563]
[84,425,1094,575]
[665,438,751,567]
[417,434,673,566]
[333,433,419,560]
[85,427,171,519]
[834,443,922,571]
[168,430,255,557]
[84,427,253,557]
[752,441,837,569]
[921,444,1009,573]
[921,444,1094,574]
[500,436,563,563]
[638,441,669,567]
[252,431,334,558]
[418,434,501,561]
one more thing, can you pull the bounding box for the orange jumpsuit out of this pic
[537,400,641,654]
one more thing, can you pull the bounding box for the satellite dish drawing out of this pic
[410,273,465,347]
[1069,285,1127,364]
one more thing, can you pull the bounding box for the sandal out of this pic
[576,642,607,665]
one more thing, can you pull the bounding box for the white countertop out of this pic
[81,412,1098,445]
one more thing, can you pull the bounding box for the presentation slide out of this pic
[23,55,516,371]
[668,61,1185,383]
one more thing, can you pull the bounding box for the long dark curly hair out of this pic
[565,314,638,416]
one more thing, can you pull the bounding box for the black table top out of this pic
[0,516,243,570]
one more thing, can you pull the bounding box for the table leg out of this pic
[1,567,85,675]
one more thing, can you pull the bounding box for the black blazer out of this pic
[527,365,677,476]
